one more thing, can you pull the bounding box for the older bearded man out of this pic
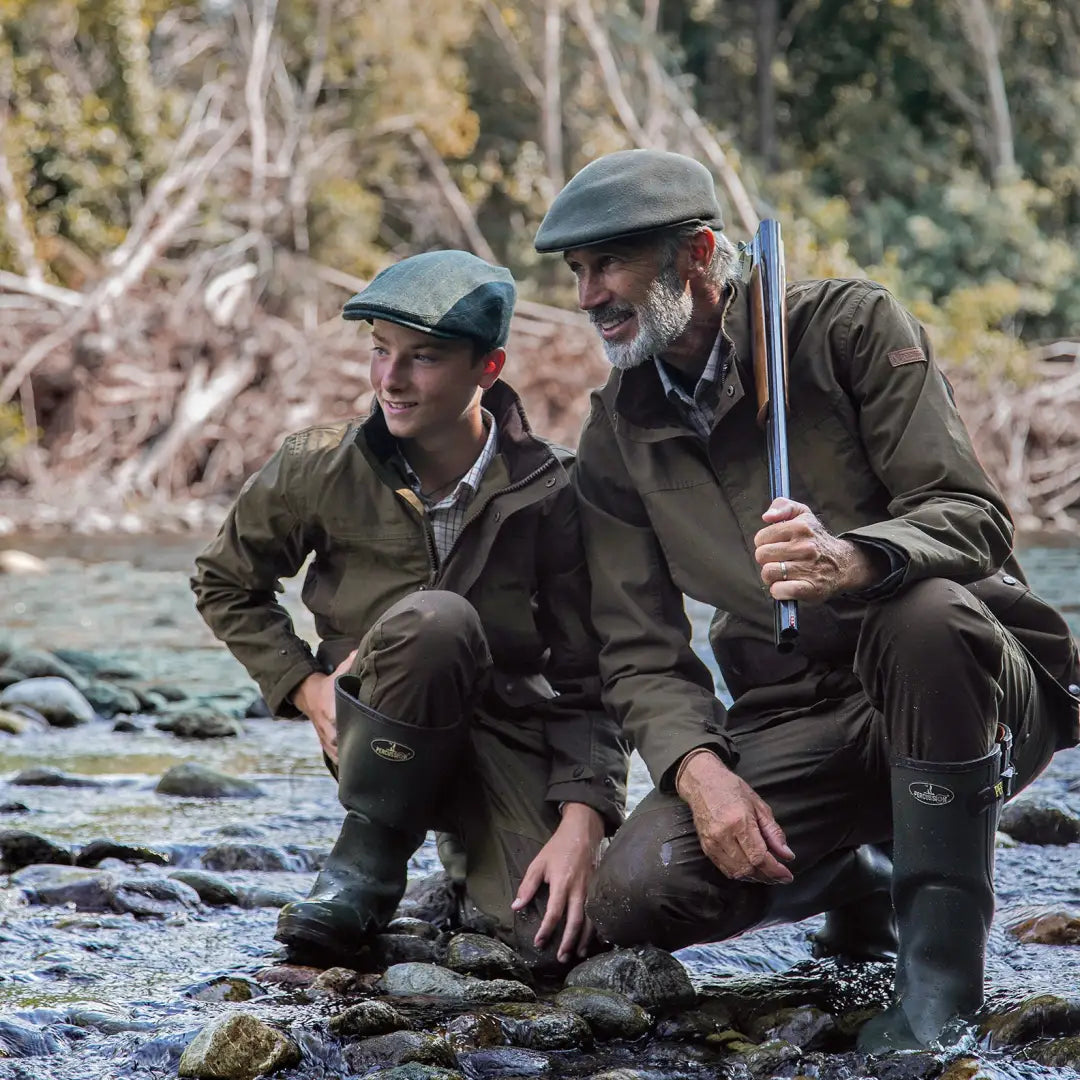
[535,149,1080,1053]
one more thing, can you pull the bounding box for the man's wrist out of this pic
[675,747,725,800]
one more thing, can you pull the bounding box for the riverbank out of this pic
[0,541,1079,1079]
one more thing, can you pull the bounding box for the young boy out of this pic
[191,250,627,969]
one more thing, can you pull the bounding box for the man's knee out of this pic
[360,590,490,673]
[586,843,660,947]
[857,578,1002,689]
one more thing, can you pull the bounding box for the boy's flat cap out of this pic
[534,149,724,253]
[342,250,516,353]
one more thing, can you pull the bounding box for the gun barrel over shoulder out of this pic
[748,219,798,653]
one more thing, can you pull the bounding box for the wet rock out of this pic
[253,964,324,989]
[0,677,95,726]
[983,993,1080,1046]
[564,946,696,1012]
[494,1003,592,1050]
[938,1059,987,1080]
[0,706,42,733]
[77,839,170,868]
[155,764,264,799]
[52,650,141,681]
[641,1040,729,1070]
[178,1012,300,1080]
[374,932,440,966]
[396,870,460,929]
[444,932,531,983]
[0,829,75,871]
[202,843,297,872]
[5,649,85,686]
[367,1067,464,1080]
[1003,906,1080,945]
[110,874,201,916]
[1027,1036,1080,1068]
[999,798,1080,845]
[389,916,441,939]
[169,870,241,906]
[380,962,470,999]
[12,865,115,910]
[312,967,374,995]
[0,800,29,813]
[342,1031,457,1072]
[738,1038,803,1076]
[133,688,168,713]
[182,975,267,1002]
[0,549,48,575]
[156,708,243,739]
[3,703,49,726]
[329,1000,411,1038]
[554,986,652,1040]
[245,696,272,718]
[746,1005,838,1050]
[0,668,27,691]
[869,1051,944,1080]
[445,1012,507,1052]
[0,1016,65,1056]
[113,716,145,733]
[11,766,106,788]
[457,1047,552,1077]
[82,681,142,718]
[652,997,734,1040]
[62,1006,157,1035]
[132,1029,203,1071]
[463,979,537,1004]
[235,884,302,909]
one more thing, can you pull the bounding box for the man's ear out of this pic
[478,348,506,388]
[686,228,716,280]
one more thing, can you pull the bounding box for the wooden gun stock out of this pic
[748,219,798,653]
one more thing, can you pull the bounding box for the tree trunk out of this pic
[543,0,564,189]
[756,0,779,171]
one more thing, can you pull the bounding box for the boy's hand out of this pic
[511,802,605,964]
[292,649,358,764]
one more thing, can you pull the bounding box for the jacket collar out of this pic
[359,378,553,483]
[608,282,752,442]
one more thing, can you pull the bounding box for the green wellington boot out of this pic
[760,844,897,963]
[857,735,1012,1053]
[275,674,467,961]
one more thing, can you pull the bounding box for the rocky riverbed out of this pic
[0,538,1078,1080]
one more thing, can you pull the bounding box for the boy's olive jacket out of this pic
[192,380,628,832]
[575,277,1080,790]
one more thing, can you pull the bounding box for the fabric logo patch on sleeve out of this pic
[888,346,927,367]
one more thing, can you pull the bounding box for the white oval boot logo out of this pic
[371,739,415,763]
[909,782,955,806]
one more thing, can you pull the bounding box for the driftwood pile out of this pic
[1,265,1078,535]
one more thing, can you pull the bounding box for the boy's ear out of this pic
[478,348,506,387]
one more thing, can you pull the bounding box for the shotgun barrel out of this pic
[748,219,798,653]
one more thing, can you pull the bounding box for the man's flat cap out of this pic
[343,250,516,353]
[534,149,724,253]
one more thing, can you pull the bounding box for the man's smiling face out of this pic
[564,239,694,370]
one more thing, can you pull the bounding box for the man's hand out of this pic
[511,802,605,963]
[754,498,882,602]
[292,649,358,765]
[676,751,794,884]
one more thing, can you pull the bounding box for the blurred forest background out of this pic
[0,0,1078,532]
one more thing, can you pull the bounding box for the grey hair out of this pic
[658,221,740,288]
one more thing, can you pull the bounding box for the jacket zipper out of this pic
[393,487,440,586]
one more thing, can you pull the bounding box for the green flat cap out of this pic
[534,149,724,253]
[342,250,516,353]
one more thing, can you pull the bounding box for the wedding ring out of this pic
[780,561,789,581]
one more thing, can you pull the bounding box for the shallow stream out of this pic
[0,534,1078,1079]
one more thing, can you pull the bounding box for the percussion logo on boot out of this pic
[909,782,955,806]
[371,739,415,762]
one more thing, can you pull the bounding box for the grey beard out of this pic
[592,271,694,371]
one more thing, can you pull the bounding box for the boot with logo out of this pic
[857,731,1013,1053]
[759,844,897,962]
[275,674,467,962]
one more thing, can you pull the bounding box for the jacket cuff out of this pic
[265,655,324,718]
[546,780,623,836]
[839,535,909,601]
[656,734,738,795]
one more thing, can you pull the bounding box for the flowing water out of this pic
[0,533,1078,1079]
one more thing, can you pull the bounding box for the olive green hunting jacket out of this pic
[575,278,1080,790]
[192,380,628,832]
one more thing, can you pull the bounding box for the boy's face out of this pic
[369,320,501,443]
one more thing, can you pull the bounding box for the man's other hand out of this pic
[755,497,882,601]
[292,649,358,765]
[511,802,605,963]
[676,751,794,884]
